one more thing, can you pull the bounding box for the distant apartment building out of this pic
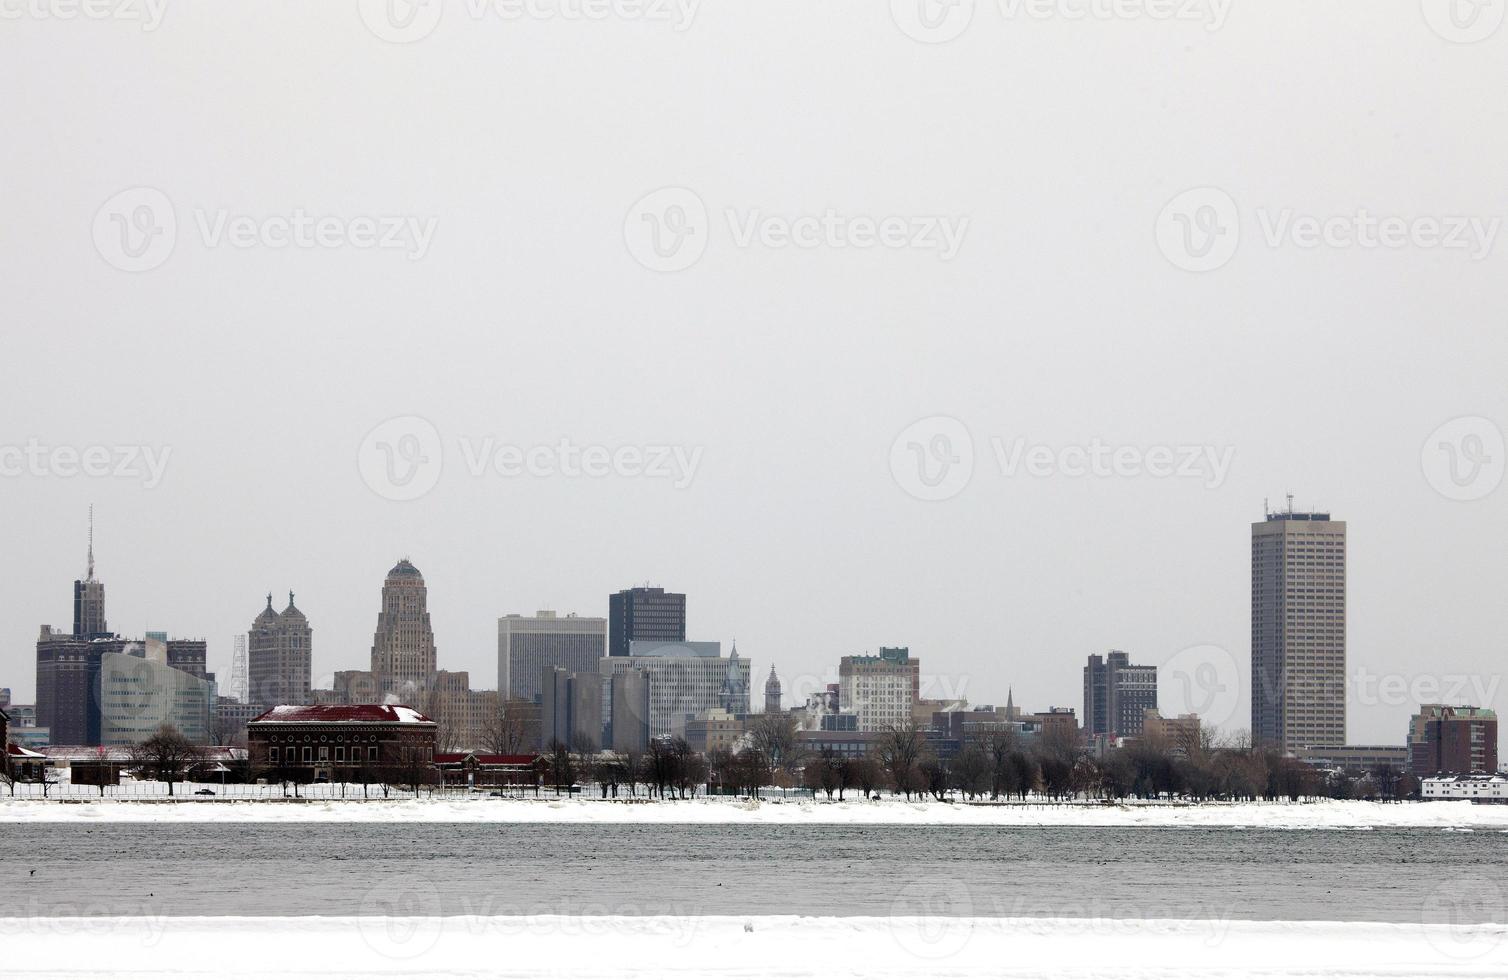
[424,669,499,754]
[608,587,686,658]
[599,643,750,738]
[1027,708,1080,743]
[497,611,606,703]
[333,670,381,705]
[1407,705,1498,776]
[248,592,312,709]
[541,667,602,751]
[839,647,920,733]
[686,708,745,755]
[1251,505,1347,755]
[370,559,438,700]
[1141,709,1201,756]
[1083,651,1158,738]
[608,669,651,754]
[213,697,264,746]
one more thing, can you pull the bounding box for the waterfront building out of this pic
[246,704,437,782]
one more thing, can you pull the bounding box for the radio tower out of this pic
[230,634,249,703]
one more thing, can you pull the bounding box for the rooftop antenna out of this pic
[86,504,96,582]
[1286,492,1295,515]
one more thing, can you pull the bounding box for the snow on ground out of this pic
[3,793,1508,828]
[0,915,1503,979]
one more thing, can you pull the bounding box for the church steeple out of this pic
[764,664,783,714]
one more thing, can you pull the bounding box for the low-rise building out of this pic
[433,751,540,789]
[246,704,438,783]
[1422,774,1508,802]
[1300,745,1408,771]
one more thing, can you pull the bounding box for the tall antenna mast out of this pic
[87,504,96,581]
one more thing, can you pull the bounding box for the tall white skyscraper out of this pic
[1251,503,1347,755]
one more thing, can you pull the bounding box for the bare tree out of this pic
[482,700,531,756]
[747,713,804,776]
[547,739,575,795]
[875,723,928,800]
[130,724,203,797]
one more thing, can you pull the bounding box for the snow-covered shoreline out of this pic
[3,795,1507,828]
[1,915,1503,979]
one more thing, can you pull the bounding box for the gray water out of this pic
[1,824,1500,922]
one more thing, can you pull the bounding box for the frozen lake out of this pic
[3,823,1503,923]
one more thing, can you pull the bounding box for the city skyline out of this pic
[3,496,1501,753]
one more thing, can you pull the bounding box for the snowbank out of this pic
[2,794,1507,828]
[0,915,1502,979]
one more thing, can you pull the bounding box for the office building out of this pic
[838,647,919,733]
[1083,650,1158,738]
[609,669,650,754]
[1251,504,1347,755]
[541,666,602,751]
[497,611,606,703]
[608,587,686,658]
[370,559,438,700]
[97,638,215,745]
[600,644,750,738]
[248,592,312,709]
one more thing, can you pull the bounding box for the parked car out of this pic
[194,789,215,796]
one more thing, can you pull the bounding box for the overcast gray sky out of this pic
[2,1,1505,749]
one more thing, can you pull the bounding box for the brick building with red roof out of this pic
[247,704,438,784]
